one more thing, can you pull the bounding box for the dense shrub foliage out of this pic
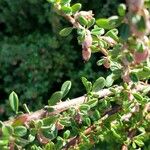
[0,0,120,118]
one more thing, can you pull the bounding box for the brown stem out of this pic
[121,128,137,150]
[63,104,122,150]
[3,84,149,126]
[121,144,128,150]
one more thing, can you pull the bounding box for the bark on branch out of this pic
[4,83,150,126]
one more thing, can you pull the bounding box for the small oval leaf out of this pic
[61,0,71,5]
[71,3,82,14]
[96,18,111,29]
[130,72,139,82]
[63,130,70,139]
[14,126,27,137]
[61,6,72,15]
[48,91,63,106]
[86,99,98,108]
[80,104,90,112]
[87,18,95,28]
[2,125,13,136]
[61,81,72,98]
[78,16,88,26]
[81,77,92,93]
[59,27,73,37]
[92,77,106,92]
[91,28,105,36]
[120,23,130,41]
[118,3,126,17]
[9,91,19,114]
[106,74,115,87]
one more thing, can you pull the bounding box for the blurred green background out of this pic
[0,0,122,119]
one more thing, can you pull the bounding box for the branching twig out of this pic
[3,83,149,126]
[63,105,122,149]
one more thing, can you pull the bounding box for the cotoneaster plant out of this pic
[0,0,150,150]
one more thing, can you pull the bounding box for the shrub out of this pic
[1,0,150,150]
[0,0,119,118]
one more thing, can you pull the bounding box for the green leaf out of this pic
[120,23,130,41]
[106,74,115,87]
[133,93,143,101]
[36,120,43,129]
[134,139,144,147]
[91,28,105,36]
[47,0,55,3]
[96,18,111,29]
[0,140,9,146]
[136,42,144,52]
[2,125,13,136]
[71,3,82,14]
[78,16,88,26]
[9,91,19,114]
[86,99,98,108]
[80,104,90,113]
[45,142,56,150]
[42,125,58,140]
[130,72,139,82]
[131,15,146,31]
[125,53,134,62]
[92,77,106,92]
[61,0,71,5]
[108,16,120,28]
[15,138,29,147]
[14,126,27,137]
[91,45,100,53]
[87,18,95,28]
[97,59,104,66]
[117,3,126,17]
[80,133,90,143]
[61,6,72,15]
[85,118,91,126]
[105,29,119,41]
[93,109,101,120]
[111,128,121,139]
[30,129,37,136]
[61,81,72,97]
[28,134,35,142]
[81,77,92,93]
[59,118,71,126]
[145,0,150,8]
[96,16,120,30]
[48,91,63,106]
[43,116,58,126]
[59,27,73,37]
[63,130,70,139]
[136,67,150,79]
[56,136,64,149]
[132,142,137,149]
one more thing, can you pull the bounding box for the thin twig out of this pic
[63,105,122,149]
[3,84,149,126]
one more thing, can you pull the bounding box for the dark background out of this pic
[0,0,122,119]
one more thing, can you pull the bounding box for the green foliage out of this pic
[71,3,82,14]
[61,81,72,98]
[1,0,150,150]
[48,91,63,106]
[14,126,27,137]
[0,0,113,118]
[9,91,19,114]
[0,33,77,113]
[59,27,73,36]
[92,77,106,92]
[117,3,126,17]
